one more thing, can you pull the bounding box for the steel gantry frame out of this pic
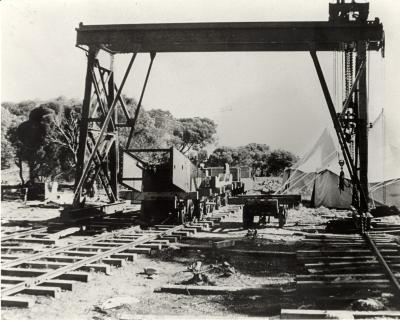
[73,1,384,221]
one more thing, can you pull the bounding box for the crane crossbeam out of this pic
[76,21,384,53]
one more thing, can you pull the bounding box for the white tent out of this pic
[281,168,316,200]
[368,110,400,207]
[280,110,400,209]
[312,169,352,209]
[279,128,352,208]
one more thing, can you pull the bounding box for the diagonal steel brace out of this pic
[73,53,137,206]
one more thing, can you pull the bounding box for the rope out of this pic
[370,178,400,193]
[278,172,315,195]
[277,149,339,195]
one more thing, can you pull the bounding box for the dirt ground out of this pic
[1,197,399,319]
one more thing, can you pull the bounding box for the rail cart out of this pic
[121,147,234,226]
[228,194,301,229]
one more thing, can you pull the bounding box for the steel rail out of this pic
[364,232,400,297]
[1,225,184,297]
[1,228,47,242]
[1,227,139,269]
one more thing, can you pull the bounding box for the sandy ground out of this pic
[1,194,400,319]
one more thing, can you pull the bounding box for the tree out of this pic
[173,117,217,154]
[266,149,298,176]
[15,105,62,183]
[207,146,236,166]
[49,105,81,180]
[207,144,297,177]
[188,149,208,165]
[1,106,18,169]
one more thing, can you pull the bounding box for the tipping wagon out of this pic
[121,147,234,226]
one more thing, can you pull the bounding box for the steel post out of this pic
[74,48,98,206]
[108,54,119,199]
[356,41,369,212]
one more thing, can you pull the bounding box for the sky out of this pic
[1,0,400,156]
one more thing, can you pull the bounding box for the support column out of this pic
[108,54,119,200]
[74,48,98,205]
[356,41,369,211]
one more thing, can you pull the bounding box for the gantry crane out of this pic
[70,0,384,229]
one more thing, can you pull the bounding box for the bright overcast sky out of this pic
[1,0,399,155]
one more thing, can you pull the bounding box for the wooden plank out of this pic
[159,236,178,243]
[103,238,138,243]
[304,260,380,268]
[170,231,190,237]
[183,225,202,232]
[1,277,28,284]
[1,246,35,252]
[58,272,90,282]
[19,286,61,298]
[297,279,391,289]
[1,296,35,308]
[224,249,296,256]
[110,253,138,261]
[100,258,125,267]
[307,265,391,274]
[280,309,354,319]
[19,261,67,269]
[90,242,125,247]
[148,239,170,245]
[1,255,20,260]
[280,309,400,319]
[354,311,400,318]
[39,280,74,291]
[2,268,49,277]
[42,255,86,263]
[297,256,376,262]
[297,273,400,280]
[179,228,197,234]
[73,246,114,252]
[156,284,282,295]
[212,240,236,248]
[297,249,398,256]
[2,242,21,247]
[139,243,163,250]
[46,227,81,239]
[12,238,56,245]
[62,251,98,257]
[79,264,111,274]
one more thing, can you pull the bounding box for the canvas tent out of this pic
[281,168,316,200]
[280,110,400,209]
[312,169,352,209]
[278,128,352,208]
[368,111,400,208]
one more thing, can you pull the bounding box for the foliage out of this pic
[1,95,295,185]
[207,144,297,176]
[1,98,218,184]
[2,97,82,183]
[173,117,217,153]
[266,149,298,176]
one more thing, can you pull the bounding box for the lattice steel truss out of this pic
[73,1,384,218]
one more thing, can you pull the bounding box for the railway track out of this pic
[295,228,400,309]
[1,224,204,308]
[1,205,241,309]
